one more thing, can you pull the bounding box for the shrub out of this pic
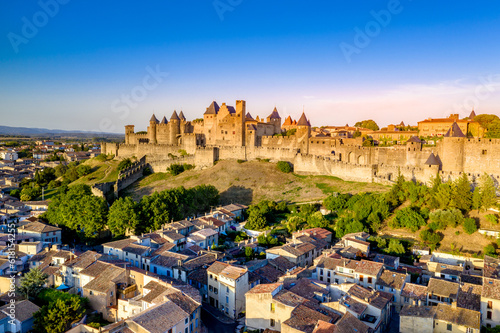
[484,244,497,257]
[167,163,194,176]
[277,161,293,173]
[486,214,498,224]
[429,208,464,229]
[389,207,426,232]
[118,158,132,171]
[463,218,478,235]
[420,228,443,246]
[237,159,246,164]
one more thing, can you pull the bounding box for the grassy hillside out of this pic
[126,160,390,205]
[70,159,120,186]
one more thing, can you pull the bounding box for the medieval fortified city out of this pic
[2,2,500,333]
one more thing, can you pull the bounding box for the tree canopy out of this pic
[354,120,379,131]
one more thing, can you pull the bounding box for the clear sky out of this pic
[1,1,500,133]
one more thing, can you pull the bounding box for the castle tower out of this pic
[235,100,246,146]
[125,125,135,144]
[169,110,181,145]
[204,101,219,145]
[296,112,311,154]
[179,110,187,135]
[266,107,282,134]
[148,114,159,144]
[440,122,466,173]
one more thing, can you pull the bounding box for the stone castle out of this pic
[101,100,500,186]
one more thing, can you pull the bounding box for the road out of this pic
[201,308,237,333]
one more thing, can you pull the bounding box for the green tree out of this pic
[44,185,108,241]
[20,186,42,201]
[34,293,87,333]
[76,164,91,177]
[384,239,405,255]
[324,193,351,212]
[419,228,443,247]
[354,120,379,131]
[389,207,426,232]
[474,114,500,130]
[245,247,254,259]
[108,197,140,236]
[18,267,48,300]
[478,173,497,211]
[452,173,472,212]
[245,210,267,230]
[463,218,478,235]
[486,119,500,138]
[484,244,497,258]
[277,161,293,173]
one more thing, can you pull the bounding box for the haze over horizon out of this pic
[2,1,500,133]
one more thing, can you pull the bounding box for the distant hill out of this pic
[0,125,123,138]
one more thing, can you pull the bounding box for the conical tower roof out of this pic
[406,136,422,144]
[245,112,254,120]
[425,153,441,166]
[444,122,466,137]
[297,112,310,126]
[160,116,168,125]
[283,116,293,126]
[268,107,281,120]
[179,111,186,121]
[170,110,180,121]
[292,120,297,125]
[150,114,159,123]
[204,101,220,115]
[469,109,476,120]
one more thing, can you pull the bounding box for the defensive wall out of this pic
[102,135,500,187]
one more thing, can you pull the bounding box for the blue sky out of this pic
[1,1,500,132]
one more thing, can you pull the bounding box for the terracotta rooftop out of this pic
[283,305,333,333]
[132,301,187,333]
[435,303,480,330]
[208,261,247,279]
[348,284,390,310]
[0,299,39,322]
[376,269,407,290]
[457,283,482,311]
[312,320,335,333]
[482,278,500,300]
[401,283,428,301]
[354,260,384,276]
[427,278,459,299]
[268,256,296,272]
[102,238,136,250]
[332,312,369,333]
[400,305,436,318]
[274,289,307,308]
[19,220,61,233]
[247,282,281,294]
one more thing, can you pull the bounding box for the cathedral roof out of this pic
[297,113,310,126]
[268,107,281,120]
[425,153,441,166]
[170,110,180,121]
[469,110,476,120]
[160,116,168,125]
[150,114,159,123]
[179,111,186,121]
[444,122,466,138]
[205,101,220,115]
[283,116,293,126]
[406,136,422,144]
